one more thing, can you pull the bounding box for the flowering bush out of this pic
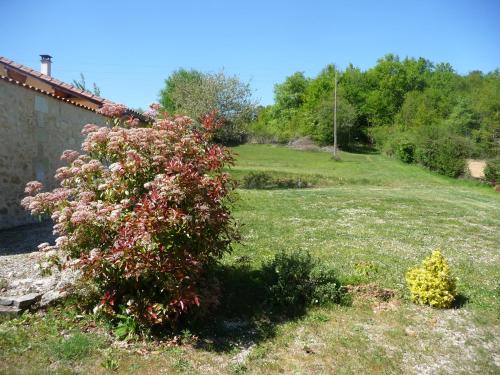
[406,250,457,308]
[22,103,239,326]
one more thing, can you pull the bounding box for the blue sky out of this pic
[1,0,499,109]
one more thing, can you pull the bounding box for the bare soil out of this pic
[467,159,486,178]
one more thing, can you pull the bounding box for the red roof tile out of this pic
[0,56,146,120]
[0,55,113,105]
[0,74,100,113]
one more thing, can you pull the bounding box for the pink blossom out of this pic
[97,103,128,118]
[109,162,125,174]
[88,128,110,143]
[142,103,161,120]
[25,181,43,195]
[51,188,72,202]
[60,150,80,163]
[89,248,99,260]
[79,191,96,202]
[82,124,99,135]
[149,103,161,111]
[70,208,95,225]
[109,208,122,221]
[126,116,140,128]
[175,116,193,127]
[58,207,73,222]
[55,167,72,181]
[55,236,68,248]
[21,196,35,210]
[37,242,51,251]
[70,166,81,175]
[53,223,64,235]
[81,159,103,174]
[20,196,34,209]
[27,198,43,214]
[126,150,143,169]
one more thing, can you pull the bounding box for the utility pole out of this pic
[333,70,338,157]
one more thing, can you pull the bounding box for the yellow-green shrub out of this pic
[406,250,457,308]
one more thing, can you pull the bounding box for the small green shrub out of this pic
[242,172,273,189]
[242,172,312,189]
[433,135,469,177]
[415,130,469,177]
[396,140,415,163]
[263,250,315,308]
[484,157,500,184]
[406,250,457,308]
[310,266,344,305]
[113,312,138,340]
[262,250,344,311]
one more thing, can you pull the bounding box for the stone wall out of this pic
[0,79,106,229]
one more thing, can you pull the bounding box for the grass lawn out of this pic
[1,144,499,374]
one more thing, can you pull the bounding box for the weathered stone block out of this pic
[0,305,22,317]
[0,296,13,306]
[40,290,62,307]
[11,293,42,309]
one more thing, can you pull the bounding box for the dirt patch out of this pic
[467,159,486,178]
[346,283,399,313]
[288,137,339,154]
[288,137,321,151]
[346,283,396,301]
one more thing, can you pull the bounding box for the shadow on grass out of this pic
[239,171,315,190]
[452,293,469,309]
[62,255,346,354]
[341,143,379,155]
[61,264,283,353]
[167,261,311,353]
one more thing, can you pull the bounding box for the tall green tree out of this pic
[159,69,203,114]
[274,72,310,113]
[159,69,257,145]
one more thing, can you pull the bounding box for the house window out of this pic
[35,95,48,113]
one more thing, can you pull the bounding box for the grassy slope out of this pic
[1,145,499,374]
[230,145,499,309]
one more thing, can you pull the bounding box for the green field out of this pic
[1,145,499,374]
[230,145,499,308]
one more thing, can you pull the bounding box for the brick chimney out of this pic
[40,54,52,76]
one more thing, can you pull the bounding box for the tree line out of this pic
[159,54,499,178]
[250,54,499,177]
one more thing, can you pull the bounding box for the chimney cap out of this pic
[40,54,52,61]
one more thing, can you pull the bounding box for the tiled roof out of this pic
[0,56,113,106]
[0,56,146,120]
[0,74,102,113]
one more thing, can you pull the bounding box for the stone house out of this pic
[0,55,138,229]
